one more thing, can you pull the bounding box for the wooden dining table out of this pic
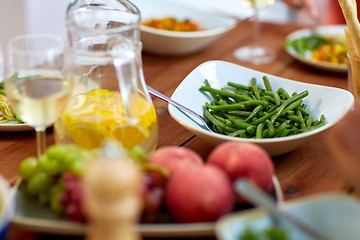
[2,20,352,240]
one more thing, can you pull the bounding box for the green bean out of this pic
[280,128,290,137]
[213,114,234,127]
[226,115,255,129]
[263,95,277,104]
[246,126,256,136]
[305,116,312,127]
[227,81,252,91]
[218,99,227,105]
[251,110,277,125]
[204,107,237,132]
[299,121,325,132]
[263,76,273,91]
[251,78,260,100]
[228,110,252,117]
[229,129,247,138]
[264,90,281,106]
[286,115,303,123]
[204,79,218,102]
[245,105,264,122]
[277,87,290,99]
[282,99,302,115]
[296,109,306,129]
[270,90,309,124]
[241,100,268,107]
[200,86,252,101]
[256,123,265,138]
[207,103,246,111]
[262,128,269,138]
[215,124,224,134]
[296,106,309,116]
[266,120,275,137]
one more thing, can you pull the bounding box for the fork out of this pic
[146,85,215,133]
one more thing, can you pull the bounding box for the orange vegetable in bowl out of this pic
[312,43,348,65]
[142,17,202,32]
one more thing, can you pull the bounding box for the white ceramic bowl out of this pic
[168,60,354,156]
[216,193,360,240]
[130,0,237,55]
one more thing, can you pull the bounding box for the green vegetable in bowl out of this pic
[0,79,23,124]
[285,35,328,57]
[199,76,325,139]
[240,225,288,240]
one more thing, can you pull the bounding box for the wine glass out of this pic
[234,0,277,65]
[4,33,72,157]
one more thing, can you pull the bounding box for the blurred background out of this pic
[0,0,330,46]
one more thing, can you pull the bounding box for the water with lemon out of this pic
[54,88,158,154]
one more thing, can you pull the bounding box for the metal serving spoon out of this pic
[146,85,214,133]
[235,179,332,240]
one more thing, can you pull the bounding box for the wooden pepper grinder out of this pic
[83,146,143,240]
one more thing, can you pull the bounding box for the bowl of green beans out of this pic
[168,60,354,156]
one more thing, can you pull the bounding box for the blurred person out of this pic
[324,0,360,24]
[283,0,360,25]
[283,0,319,19]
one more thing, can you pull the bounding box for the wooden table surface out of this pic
[2,20,352,240]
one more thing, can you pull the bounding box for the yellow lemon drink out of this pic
[54,89,158,154]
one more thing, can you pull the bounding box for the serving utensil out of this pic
[146,85,214,133]
[234,178,333,240]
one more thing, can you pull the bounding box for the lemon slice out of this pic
[138,105,157,130]
[72,94,87,111]
[112,124,149,149]
[87,89,118,97]
[66,124,109,150]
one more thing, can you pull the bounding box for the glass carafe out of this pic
[54,0,158,154]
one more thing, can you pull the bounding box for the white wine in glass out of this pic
[234,0,276,65]
[4,34,72,157]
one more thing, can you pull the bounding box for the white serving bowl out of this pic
[216,193,360,240]
[168,60,354,156]
[130,0,237,55]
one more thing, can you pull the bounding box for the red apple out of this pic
[148,146,204,178]
[206,141,274,193]
[166,165,235,223]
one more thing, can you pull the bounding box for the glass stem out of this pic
[35,127,46,157]
[253,6,260,48]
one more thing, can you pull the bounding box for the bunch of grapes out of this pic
[60,171,86,222]
[18,144,95,220]
[19,144,170,223]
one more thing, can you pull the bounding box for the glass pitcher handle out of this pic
[113,53,138,125]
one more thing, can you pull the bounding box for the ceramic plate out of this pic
[216,193,360,240]
[285,25,347,73]
[12,176,282,238]
[0,121,33,132]
[168,60,354,156]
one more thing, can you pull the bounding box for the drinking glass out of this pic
[4,33,72,157]
[234,0,277,65]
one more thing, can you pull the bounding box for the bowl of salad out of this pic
[285,25,348,73]
[216,193,360,240]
